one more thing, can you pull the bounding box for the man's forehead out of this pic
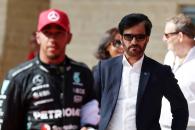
[165,22,177,33]
[124,23,146,34]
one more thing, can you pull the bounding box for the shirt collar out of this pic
[122,55,144,71]
[183,46,195,64]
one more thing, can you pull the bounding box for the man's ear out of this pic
[36,32,41,45]
[119,34,123,44]
[179,32,183,43]
[66,33,72,44]
[146,36,150,43]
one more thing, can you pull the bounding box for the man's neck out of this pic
[39,55,65,65]
[125,54,143,66]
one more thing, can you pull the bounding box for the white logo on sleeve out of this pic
[1,80,10,95]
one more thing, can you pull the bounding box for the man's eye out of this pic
[43,30,50,35]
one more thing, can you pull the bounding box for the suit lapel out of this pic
[110,56,123,103]
[110,56,123,101]
[136,56,151,113]
[105,56,123,127]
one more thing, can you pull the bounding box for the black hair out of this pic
[95,27,119,60]
[118,13,152,36]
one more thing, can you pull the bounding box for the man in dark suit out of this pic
[93,13,189,130]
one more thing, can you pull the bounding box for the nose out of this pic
[131,37,138,44]
[118,48,124,53]
[117,44,124,50]
[47,34,56,44]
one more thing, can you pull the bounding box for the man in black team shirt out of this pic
[0,9,99,130]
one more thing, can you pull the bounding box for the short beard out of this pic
[123,43,146,58]
[47,54,60,60]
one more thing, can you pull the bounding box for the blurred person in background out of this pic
[27,31,40,60]
[93,27,123,100]
[160,14,195,130]
[94,27,123,60]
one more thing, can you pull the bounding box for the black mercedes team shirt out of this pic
[0,56,97,130]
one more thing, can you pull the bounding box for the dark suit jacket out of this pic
[93,55,188,130]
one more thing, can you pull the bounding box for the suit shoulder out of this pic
[145,56,172,73]
[100,55,122,66]
[146,56,167,67]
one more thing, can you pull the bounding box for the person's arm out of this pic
[92,62,102,104]
[80,67,100,129]
[0,77,25,130]
[80,100,99,130]
[163,66,189,130]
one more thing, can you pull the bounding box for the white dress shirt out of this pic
[160,47,195,129]
[107,55,144,130]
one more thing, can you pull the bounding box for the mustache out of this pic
[123,44,141,50]
[129,45,141,49]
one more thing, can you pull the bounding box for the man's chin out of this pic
[127,51,143,57]
[47,54,59,60]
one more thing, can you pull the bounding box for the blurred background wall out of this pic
[0,0,195,84]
